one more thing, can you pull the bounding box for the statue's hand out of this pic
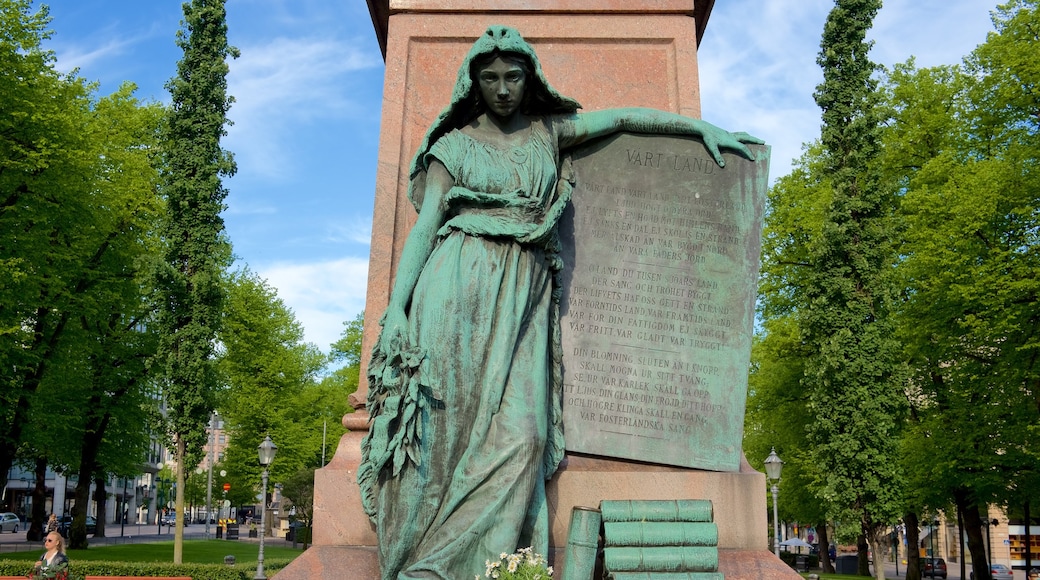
[378,308,408,356]
[700,126,764,167]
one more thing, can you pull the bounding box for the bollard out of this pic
[562,506,601,580]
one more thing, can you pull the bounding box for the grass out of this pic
[0,540,302,565]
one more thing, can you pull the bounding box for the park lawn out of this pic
[0,540,302,565]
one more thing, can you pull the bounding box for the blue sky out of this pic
[38,0,997,353]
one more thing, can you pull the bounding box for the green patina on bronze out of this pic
[357,25,761,580]
[560,133,770,472]
[599,499,721,579]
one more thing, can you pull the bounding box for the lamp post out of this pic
[219,470,228,521]
[255,436,277,580]
[192,467,202,524]
[983,517,998,569]
[155,464,168,535]
[205,412,217,539]
[927,519,939,577]
[764,448,784,558]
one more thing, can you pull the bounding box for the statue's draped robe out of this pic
[362,118,568,579]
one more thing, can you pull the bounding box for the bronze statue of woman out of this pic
[358,25,760,580]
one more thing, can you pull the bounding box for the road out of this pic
[874,558,1033,580]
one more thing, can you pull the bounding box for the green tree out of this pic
[215,270,333,512]
[1,5,164,551]
[746,316,836,572]
[0,0,96,492]
[151,0,238,563]
[748,141,840,572]
[880,2,1040,577]
[322,311,363,419]
[804,2,906,577]
[63,84,165,548]
[280,467,316,548]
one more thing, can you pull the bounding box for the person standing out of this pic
[31,532,69,580]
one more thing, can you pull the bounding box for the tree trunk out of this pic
[174,437,186,564]
[26,458,48,542]
[818,521,835,574]
[69,432,103,549]
[858,532,871,576]
[905,511,921,580]
[868,532,888,580]
[954,489,990,580]
[93,470,107,538]
[0,309,73,493]
[68,461,95,550]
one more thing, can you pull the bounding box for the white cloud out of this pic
[870,1,995,69]
[699,0,996,183]
[698,0,830,181]
[326,216,374,246]
[227,198,278,215]
[54,34,139,73]
[225,36,382,179]
[256,257,370,351]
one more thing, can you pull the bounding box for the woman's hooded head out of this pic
[407,25,580,209]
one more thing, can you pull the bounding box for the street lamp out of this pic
[983,517,998,570]
[255,435,277,580]
[155,463,168,535]
[928,519,939,577]
[764,448,784,558]
[205,412,217,539]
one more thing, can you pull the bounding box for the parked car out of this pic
[58,515,96,536]
[160,513,187,526]
[970,563,1013,580]
[0,512,21,533]
[922,557,948,579]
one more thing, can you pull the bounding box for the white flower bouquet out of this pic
[480,547,554,580]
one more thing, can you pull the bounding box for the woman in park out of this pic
[44,514,58,535]
[358,25,760,580]
[31,531,69,580]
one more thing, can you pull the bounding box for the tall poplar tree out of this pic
[153,0,237,563]
[804,1,905,578]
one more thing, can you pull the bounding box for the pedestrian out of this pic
[44,514,58,535]
[30,531,69,580]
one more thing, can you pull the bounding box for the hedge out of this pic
[0,558,293,580]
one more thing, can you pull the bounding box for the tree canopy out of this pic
[749,2,1040,579]
[1,2,162,548]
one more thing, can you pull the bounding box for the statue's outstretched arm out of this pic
[378,160,452,356]
[557,108,762,167]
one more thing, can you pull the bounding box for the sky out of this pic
[36,0,999,354]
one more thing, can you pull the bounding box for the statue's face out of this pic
[477,55,526,120]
